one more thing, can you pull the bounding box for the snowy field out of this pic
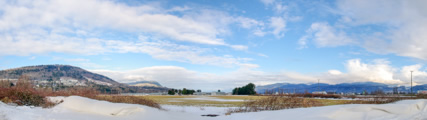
[0,96,426,120]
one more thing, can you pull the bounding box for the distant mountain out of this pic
[127,81,162,87]
[0,65,119,86]
[256,82,426,94]
[0,65,169,93]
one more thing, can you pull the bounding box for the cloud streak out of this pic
[91,59,427,91]
[0,0,263,67]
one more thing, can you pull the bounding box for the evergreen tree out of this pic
[168,89,175,95]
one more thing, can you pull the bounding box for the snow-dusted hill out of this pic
[0,96,426,120]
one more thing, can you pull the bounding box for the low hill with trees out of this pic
[232,83,256,95]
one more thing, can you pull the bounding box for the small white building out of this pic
[312,91,327,94]
[194,92,211,95]
[418,90,427,94]
[211,92,226,96]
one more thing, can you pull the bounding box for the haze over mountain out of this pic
[126,81,163,88]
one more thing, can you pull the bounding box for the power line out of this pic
[411,71,413,95]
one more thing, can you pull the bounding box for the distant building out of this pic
[194,92,211,95]
[211,92,226,96]
[418,90,427,94]
[312,91,327,94]
[194,91,228,96]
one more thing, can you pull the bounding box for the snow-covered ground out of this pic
[0,96,426,120]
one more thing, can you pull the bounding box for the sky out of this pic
[1,0,427,92]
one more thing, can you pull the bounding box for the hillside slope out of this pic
[0,65,119,86]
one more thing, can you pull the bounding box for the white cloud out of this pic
[235,17,263,29]
[400,64,427,85]
[296,1,427,60]
[297,35,309,49]
[91,66,245,91]
[344,59,399,84]
[299,22,354,48]
[111,37,253,67]
[253,29,267,37]
[0,0,261,67]
[318,59,427,85]
[323,0,427,60]
[234,17,266,37]
[230,45,249,51]
[328,70,342,75]
[0,31,108,56]
[274,4,287,14]
[260,0,275,5]
[29,56,36,60]
[52,57,90,62]
[269,17,286,37]
[0,0,264,53]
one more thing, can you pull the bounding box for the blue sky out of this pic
[1,0,427,91]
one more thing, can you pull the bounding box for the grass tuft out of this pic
[93,95,162,109]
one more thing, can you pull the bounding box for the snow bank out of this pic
[222,99,427,120]
[54,96,144,116]
[1,96,426,120]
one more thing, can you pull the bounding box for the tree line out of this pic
[168,88,196,95]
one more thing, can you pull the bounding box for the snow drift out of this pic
[0,96,426,120]
[55,96,144,116]
[224,99,427,120]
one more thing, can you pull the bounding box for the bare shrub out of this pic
[0,80,13,88]
[299,93,342,99]
[0,87,56,107]
[0,75,56,108]
[228,95,323,114]
[16,75,33,90]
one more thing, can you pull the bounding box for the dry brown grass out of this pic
[40,87,100,98]
[93,95,162,109]
[346,96,412,104]
[227,95,323,114]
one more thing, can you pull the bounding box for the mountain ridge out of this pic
[257,82,427,94]
[0,64,119,86]
[0,65,169,93]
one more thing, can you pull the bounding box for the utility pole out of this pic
[317,79,320,91]
[411,71,413,95]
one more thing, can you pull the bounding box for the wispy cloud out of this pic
[298,22,354,48]
[0,0,261,67]
[300,0,427,60]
